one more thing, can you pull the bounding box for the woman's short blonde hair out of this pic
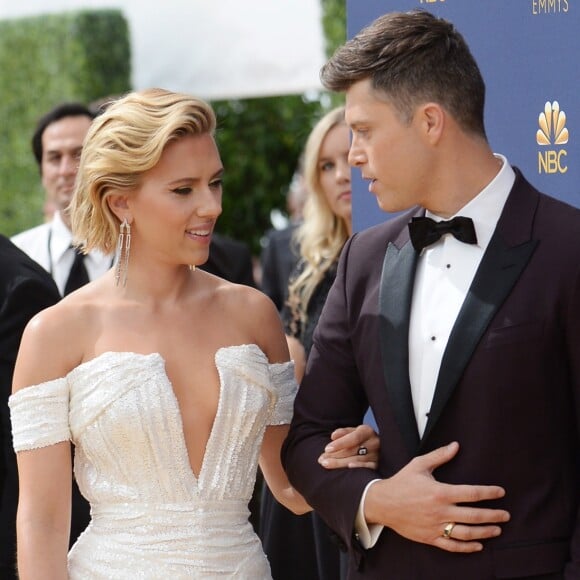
[70,88,216,254]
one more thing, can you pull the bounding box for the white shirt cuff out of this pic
[354,479,384,549]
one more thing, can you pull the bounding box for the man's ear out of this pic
[107,193,132,224]
[418,102,445,145]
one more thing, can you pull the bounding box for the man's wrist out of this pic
[354,479,384,549]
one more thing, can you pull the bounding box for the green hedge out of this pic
[212,95,322,255]
[0,9,131,236]
[0,4,346,255]
[210,0,346,255]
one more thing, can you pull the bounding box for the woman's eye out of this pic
[209,179,223,190]
[172,187,192,196]
[320,161,335,172]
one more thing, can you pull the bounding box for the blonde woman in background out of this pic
[9,90,378,579]
[285,106,352,382]
[260,106,354,580]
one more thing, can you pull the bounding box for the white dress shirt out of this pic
[11,211,113,296]
[355,155,516,549]
[408,156,515,436]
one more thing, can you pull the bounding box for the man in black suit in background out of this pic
[260,226,299,311]
[260,171,308,310]
[0,234,61,579]
[201,232,256,287]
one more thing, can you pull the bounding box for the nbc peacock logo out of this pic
[537,101,568,174]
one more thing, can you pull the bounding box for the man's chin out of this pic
[57,196,74,209]
[376,197,410,215]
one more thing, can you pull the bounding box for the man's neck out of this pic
[53,209,73,233]
[426,146,502,218]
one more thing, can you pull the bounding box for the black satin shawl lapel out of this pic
[379,241,421,454]
[420,233,538,445]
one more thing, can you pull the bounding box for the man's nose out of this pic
[348,139,366,167]
[60,155,78,175]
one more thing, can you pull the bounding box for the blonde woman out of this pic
[9,90,377,579]
[285,106,351,381]
[260,106,353,580]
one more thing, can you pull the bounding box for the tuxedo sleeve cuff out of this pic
[354,479,384,549]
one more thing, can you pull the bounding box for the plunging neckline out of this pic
[68,344,268,485]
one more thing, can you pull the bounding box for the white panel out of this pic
[0,0,326,99]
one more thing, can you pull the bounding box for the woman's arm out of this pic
[12,306,80,579]
[285,335,306,383]
[260,424,311,514]
[249,291,379,513]
[15,443,72,580]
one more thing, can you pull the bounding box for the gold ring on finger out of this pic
[442,522,456,539]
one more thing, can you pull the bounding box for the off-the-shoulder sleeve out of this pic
[9,377,71,452]
[268,361,298,425]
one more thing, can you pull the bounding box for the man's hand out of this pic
[365,442,510,553]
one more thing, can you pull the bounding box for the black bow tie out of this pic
[408,216,477,253]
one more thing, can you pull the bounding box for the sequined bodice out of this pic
[9,345,297,579]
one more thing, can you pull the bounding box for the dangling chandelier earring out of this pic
[114,218,131,287]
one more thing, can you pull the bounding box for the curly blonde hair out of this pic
[287,105,349,333]
[70,88,216,254]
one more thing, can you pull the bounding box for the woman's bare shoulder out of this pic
[13,291,103,391]
[195,269,268,305]
[214,280,288,362]
[213,277,276,313]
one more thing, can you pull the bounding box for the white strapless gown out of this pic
[9,345,297,579]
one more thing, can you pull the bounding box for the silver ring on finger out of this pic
[357,446,368,456]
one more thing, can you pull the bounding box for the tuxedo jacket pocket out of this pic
[483,320,544,349]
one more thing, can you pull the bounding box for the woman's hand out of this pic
[318,424,379,470]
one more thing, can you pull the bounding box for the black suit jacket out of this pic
[0,235,61,578]
[283,171,580,579]
[200,233,256,287]
[260,225,300,311]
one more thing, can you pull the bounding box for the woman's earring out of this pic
[114,218,131,287]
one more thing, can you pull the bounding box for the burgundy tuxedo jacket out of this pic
[282,170,580,579]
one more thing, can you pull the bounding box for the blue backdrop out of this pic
[348,0,579,232]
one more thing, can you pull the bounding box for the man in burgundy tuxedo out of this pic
[282,10,579,580]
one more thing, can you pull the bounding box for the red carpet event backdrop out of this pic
[349,0,578,231]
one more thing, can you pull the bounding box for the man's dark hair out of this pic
[31,102,96,167]
[321,10,487,137]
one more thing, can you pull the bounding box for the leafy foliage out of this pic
[0,5,347,257]
[321,0,347,109]
[210,1,346,254]
[212,96,321,255]
[322,0,347,58]
[0,10,130,237]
